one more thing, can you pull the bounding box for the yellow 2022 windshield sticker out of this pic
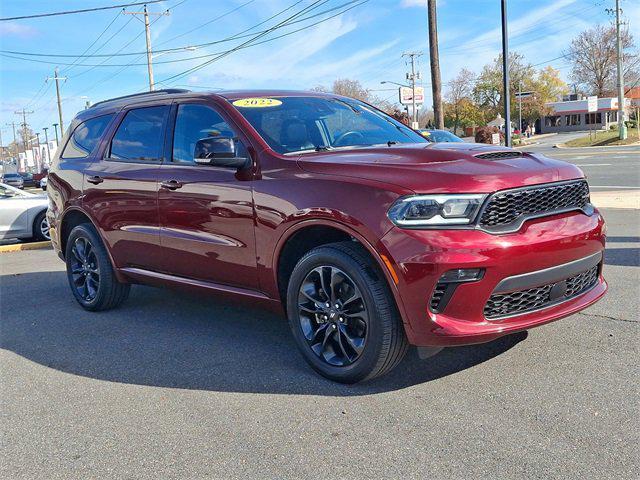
[232,98,282,108]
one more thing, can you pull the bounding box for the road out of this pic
[2,210,637,479]
[1,143,639,479]
[518,132,640,190]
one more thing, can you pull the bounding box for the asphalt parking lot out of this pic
[1,141,639,479]
[2,209,637,479]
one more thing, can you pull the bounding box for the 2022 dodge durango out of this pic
[46,89,607,383]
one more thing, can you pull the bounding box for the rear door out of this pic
[158,101,258,288]
[83,104,169,271]
[0,185,29,238]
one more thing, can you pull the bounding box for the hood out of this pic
[297,143,584,194]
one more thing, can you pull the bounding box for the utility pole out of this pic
[52,123,60,145]
[518,80,522,134]
[501,0,512,147]
[614,0,627,140]
[123,6,170,91]
[6,122,18,157]
[14,109,34,154]
[403,52,422,129]
[43,127,50,165]
[48,68,67,135]
[427,0,444,129]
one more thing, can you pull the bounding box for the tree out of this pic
[565,24,637,96]
[445,68,476,134]
[521,66,568,123]
[473,52,535,121]
[331,78,370,102]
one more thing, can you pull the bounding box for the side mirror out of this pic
[194,137,249,169]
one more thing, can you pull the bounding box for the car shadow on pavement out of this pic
[1,271,527,396]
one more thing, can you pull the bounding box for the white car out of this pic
[0,182,50,241]
[40,176,48,191]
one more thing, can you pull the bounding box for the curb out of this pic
[554,141,640,149]
[0,241,52,253]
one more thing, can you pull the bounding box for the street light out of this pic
[381,80,410,88]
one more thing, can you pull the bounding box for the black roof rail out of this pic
[91,88,191,108]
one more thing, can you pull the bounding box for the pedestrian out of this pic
[525,125,532,138]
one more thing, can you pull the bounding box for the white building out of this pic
[539,96,631,134]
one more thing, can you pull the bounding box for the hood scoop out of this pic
[474,151,523,160]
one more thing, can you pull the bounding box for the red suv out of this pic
[47,89,607,383]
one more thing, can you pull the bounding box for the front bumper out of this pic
[381,210,607,347]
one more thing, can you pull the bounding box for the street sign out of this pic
[587,96,598,113]
[491,133,500,145]
[399,86,424,105]
[514,91,535,98]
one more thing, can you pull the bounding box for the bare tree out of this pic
[331,78,370,101]
[565,24,637,96]
[445,68,475,134]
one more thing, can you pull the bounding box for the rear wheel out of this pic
[65,223,130,311]
[286,241,408,383]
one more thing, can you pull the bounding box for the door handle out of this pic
[160,180,182,190]
[87,175,104,185]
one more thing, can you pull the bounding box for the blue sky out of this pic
[1,0,637,139]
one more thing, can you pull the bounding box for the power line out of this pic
[61,9,124,74]
[158,0,331,86]
[0,0,362,60]
[155,0,257,47]
[1,1,368,69]
[0,1,164,21]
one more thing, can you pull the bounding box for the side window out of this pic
[61,114,114,159]
[109,106,169,161]
[172,104,244,164]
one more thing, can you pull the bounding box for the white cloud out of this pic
[401,0,426,7]
[0,22,38,38]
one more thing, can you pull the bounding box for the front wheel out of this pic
[286,242,408,383]
[65,223,130,311]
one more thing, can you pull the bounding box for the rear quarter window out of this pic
[61,114,114,159]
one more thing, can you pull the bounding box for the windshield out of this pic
[231,96,428,154]
[423,130,463,143]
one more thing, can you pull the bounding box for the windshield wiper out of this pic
[387,141,398,147]
[315,145,332,151]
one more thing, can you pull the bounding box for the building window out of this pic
[585,113,602,124]
[545,115,561,127]
[607,111,618,122]
[565,114,581,126]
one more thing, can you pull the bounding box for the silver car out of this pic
[0,182,50,241]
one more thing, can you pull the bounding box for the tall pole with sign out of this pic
[403,52,422,129]
[501,0,511,147]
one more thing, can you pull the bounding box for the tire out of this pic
[65,223,130,311]
[32,210,50,241]
[286,241,408,383]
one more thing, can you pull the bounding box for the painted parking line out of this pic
[590,186,640,189]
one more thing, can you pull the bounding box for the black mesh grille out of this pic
[429,283,447,312]
[479,180,589,230]
[475,151,522,160]
[484,265,599,319]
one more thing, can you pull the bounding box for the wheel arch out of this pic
[273,219,409,328]
[59,207,126,282]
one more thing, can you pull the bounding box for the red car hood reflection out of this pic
[297,143,584,194]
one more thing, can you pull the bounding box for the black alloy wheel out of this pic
[65,223,130,311]
[69,236,100,303]
[297,266,368,367]
[287,241,408,383]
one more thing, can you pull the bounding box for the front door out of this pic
[83,105,170,271]
[158,102,258,289]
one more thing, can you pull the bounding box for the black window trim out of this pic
[103,104,171,165]
[60,112,116,161]
[167,99,254,169]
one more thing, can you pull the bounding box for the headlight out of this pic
[388,194,486,227]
